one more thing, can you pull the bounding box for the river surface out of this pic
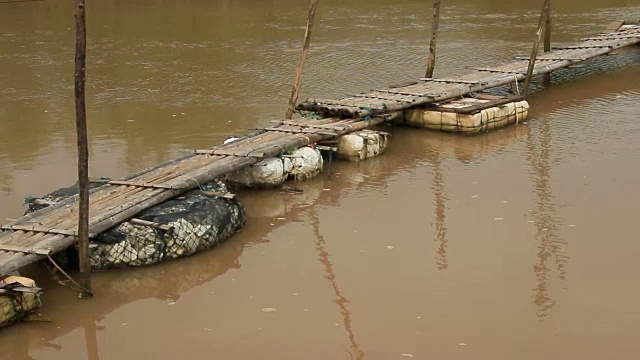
[1,0,639,359]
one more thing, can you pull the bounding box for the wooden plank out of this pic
[552,45,612,50]
[129,218,173,231]
[0,244,51,256]
[278,120,349,131]
[210,149,264,158]
[426,96,524,114]
[468,67,526,75]
[306,98,354,106]
[604,20,625,33]
[374,89,429,97]
[581,35,640,41]
[0,225,96,238]
[95,179,180,190]
[514,56,585,61]
[419,78,482,84]
[260,127,338,136]
[354,93,415,103]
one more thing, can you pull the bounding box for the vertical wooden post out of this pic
[542,1,552,87]
[74,0,93,298]
[425,0,442,78]
[285,0,319,120]
[523,0,551,97]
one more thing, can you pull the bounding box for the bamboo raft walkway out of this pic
[0,22,638,275]
[298,23,640,118]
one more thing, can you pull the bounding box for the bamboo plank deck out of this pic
[0,22,638,274]
[298,24,640,118]
[0,117,385,274]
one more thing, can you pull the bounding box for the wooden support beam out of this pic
[420,78,482,84]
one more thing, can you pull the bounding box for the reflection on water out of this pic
[526,115,569,320]
[83,319,101,360]
[429,156,449,271]
[308,209,364,360]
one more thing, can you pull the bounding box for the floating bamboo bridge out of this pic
[0,21,639,275]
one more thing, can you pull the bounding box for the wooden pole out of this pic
[523,0,551,97]
[425,0,442,78]
[285,0,318,120]
[543,1,552,87]
[74,0,93,298]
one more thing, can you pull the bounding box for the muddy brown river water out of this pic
[1,0,639,359]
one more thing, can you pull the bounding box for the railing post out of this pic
[543,1,552,87]
[425,0,442,78]
[285,0,319,120]
[74,0,93,298]
[523,0,551,97]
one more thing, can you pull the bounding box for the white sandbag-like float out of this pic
[335,130,389,162]
[0,276,42,328]
[225,146,323,188]
[403,96,529,134]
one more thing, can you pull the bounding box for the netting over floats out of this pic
[27,180,245,271]
[0,276,42,328]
